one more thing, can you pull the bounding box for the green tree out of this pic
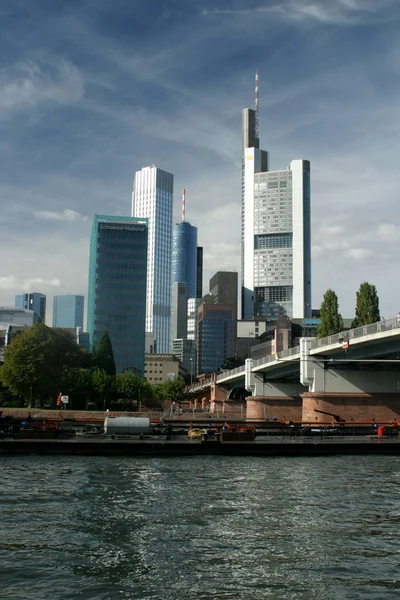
[116,371,151,410]
[63,368,94,410]
[92,368,116,410]
[1,324,84,405]
[93,330,116,376]
[352,282,380,328]
[317,289,344,338]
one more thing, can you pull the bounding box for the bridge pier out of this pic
[300,338,400,422]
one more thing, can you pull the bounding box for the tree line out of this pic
[0,324,186,410]
[318,281,381,338]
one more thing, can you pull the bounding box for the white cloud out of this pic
[0,275,61,293]
[34,209,87,222]
[202,0,400,25]
[0,57,84,119]
[345,248,374,260]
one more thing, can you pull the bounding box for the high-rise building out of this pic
[132,166,173,353]
[171,189,198,345]
[171,282,188,340]
[53,295,84,329]
[197,303,236,375]
[87,215,148,375]
[196,247,203,299]
[241,74,311,321]
[209,271,238,307]
[15,292,46,323]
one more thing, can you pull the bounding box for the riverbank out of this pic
[1,436,400,457]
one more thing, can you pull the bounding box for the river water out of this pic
[1,455,400,599]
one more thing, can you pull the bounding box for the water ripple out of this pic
[1,455,400,599]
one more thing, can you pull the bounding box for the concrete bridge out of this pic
[186,317,400,423]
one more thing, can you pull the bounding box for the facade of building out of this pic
[0,307,40,327]
[132,165,173,353]
[196,246,203,299]
[87,215,148,375]
[172,338,196,381]
[15,293,46,323]
[172,221,198,298]
[172,282,188,341]
[144,353,185,385]
[241,104,311,321]
[53,295,84,329]
[209,271,238,307]
[187,297,201,342]
[197,303,236,375]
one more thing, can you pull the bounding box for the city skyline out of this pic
[1,0,400,321]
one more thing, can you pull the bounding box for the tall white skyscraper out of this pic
[241,78,311,321]
[132,166,173,353]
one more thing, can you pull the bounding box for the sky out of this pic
[1,0,400,325]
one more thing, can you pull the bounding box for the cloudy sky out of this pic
[1,0,399,324]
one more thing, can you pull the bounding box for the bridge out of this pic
[186,317,400,423]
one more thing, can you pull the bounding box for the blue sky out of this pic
[1,0,400,324]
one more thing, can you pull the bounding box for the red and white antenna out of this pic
[181,188,186,222]
[255,70,259,138]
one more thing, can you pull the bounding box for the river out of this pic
[1,455,400,599]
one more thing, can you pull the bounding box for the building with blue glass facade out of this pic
[15,292,46,323]
[87,215,148,375]
[197,303,236,375]
[132,166,173,354]
[53,295,84,329]
[172,221,197,298]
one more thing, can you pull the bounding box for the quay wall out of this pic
[246,397,302,422]
[302,393,400,423]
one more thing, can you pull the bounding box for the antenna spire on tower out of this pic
[255,70,259,138]
[181,188,186,222]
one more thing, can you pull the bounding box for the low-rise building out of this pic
[144,354,186,385]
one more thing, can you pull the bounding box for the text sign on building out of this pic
[99,224,146,232]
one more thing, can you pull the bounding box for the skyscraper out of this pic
[171,189,198,345]
[53,295,84,329]
[87,215,148,375]
[196,246,203,298]
[132,166,173,353]
[241,74,311,321]
[15,292,46,323]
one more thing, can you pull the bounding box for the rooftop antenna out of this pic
[181,188,186,222]
[255,70,259,138]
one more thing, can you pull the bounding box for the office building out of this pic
[171,190,198,344]
[87,215,148,375]
[0,307,40,327]
[172,282,188,340]
[15,292,46,323]
[132,165,173,353]
[209,271,238,307]
[144,353,186,385]
[196,247,203,298]
[172,338,196,381]
[241,75,311,321]
[53,295,84,329]
[197,303,236,375]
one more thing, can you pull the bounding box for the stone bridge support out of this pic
[300,338,400,422]
[244,358,305,421]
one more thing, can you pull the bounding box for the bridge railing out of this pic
[216,365,245,382]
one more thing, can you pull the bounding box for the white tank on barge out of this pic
[104,416,151,436]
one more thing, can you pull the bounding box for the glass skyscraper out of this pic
[15,292,46,323]
[172,221,197,298]
[87,215,148,375]
[53,295,84,329]
[132,166,173,354]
